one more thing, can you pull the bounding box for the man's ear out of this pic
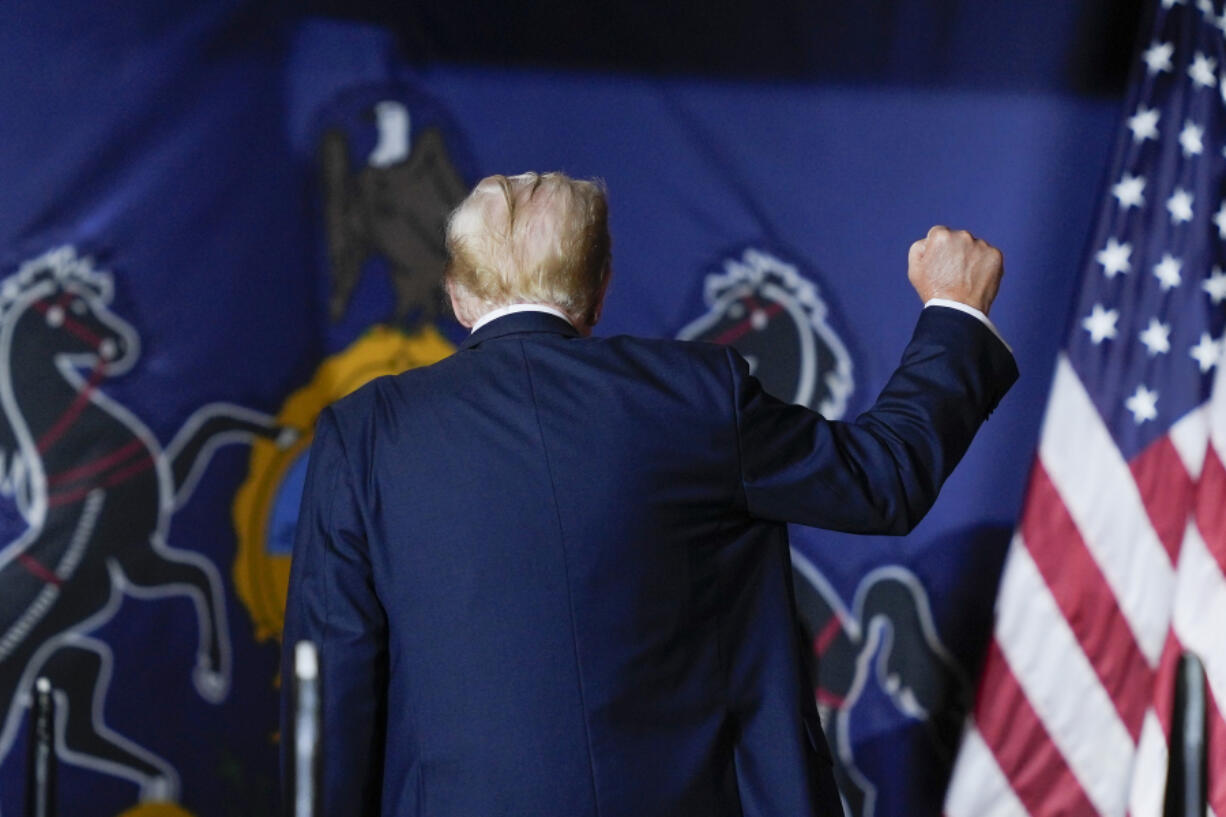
[445,278,474,329]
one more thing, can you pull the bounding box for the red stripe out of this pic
[812,615,843,658]
[46,438,144,487]
[36,364,105,454]
[1205,689,1226,817]
[17,553,62,586]
[1208,682,1226,817]
[1195,447,1226,576]
[1129,436,1194,565]
[972,639,1100,816]
[1194,449,1226,815]
[1151,633,1182,735]
[1020,462,1154,739]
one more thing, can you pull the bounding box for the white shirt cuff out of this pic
[923,298,1012,355]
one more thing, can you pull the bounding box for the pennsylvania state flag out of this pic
[0,2,1120,815]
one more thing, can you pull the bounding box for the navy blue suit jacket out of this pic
[282,306,1017,817]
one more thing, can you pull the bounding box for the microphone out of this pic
[290,641,322,817]
[25,676,57,817]
[1164,652,1207,817]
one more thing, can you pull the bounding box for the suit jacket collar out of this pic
[459,310,580,350]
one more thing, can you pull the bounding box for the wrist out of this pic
[923,299,1012,354]
[921,293,990,316]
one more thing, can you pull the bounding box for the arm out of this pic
[734,227,1018,534]
[281,407,387,815]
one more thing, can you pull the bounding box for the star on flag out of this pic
[1189,332,1221,372]
[1214,202,1226,239]
[1166,188,1194,223]
[1204,267,1226,303]
[1123,383,1158,423]
[1188,51,1217,87]
[1129,106,1161,142]
[1095,238,1132,278]
[1143,40,1175,73]
[1179,120,1203,156]
[1138,317,1172,356]
[1153,253,1183,289]
[1112,173,1146,209]
[1082,304,1120,344]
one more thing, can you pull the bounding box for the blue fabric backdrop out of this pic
[0,3,1124,815]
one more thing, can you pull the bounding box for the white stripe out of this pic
[1212,359,1226,453]
[1038,355,1173,665]
[1192,393,1226,817]
[1169,405,1209,479]
[1127,710,1169,817]
[1172,520,1226,710]
[996,537,1135,817]
[944,724,1029,817]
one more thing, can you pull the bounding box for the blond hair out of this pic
[444,172,611,326]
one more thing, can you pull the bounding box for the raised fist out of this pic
[907,226,1004,316]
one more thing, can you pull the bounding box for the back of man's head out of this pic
[445,172,611,329]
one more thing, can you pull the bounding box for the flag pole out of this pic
[1163,652,1207,817]
[24,676,56,817]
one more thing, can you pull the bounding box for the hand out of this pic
[907,226,1004,316]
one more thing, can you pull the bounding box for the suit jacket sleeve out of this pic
[281,406,387,815]
[732,305,1018,534]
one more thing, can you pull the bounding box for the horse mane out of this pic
[0,246,112,319]
[704,248,830,323]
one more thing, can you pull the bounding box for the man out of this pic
[282,172,1017,816]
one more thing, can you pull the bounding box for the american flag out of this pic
[943,1,1226,816]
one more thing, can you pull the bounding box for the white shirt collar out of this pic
[470,303,574,333]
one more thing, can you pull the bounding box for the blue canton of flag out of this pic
[1072,0,1226,456]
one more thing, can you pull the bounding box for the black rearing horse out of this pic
[0,247,294,803]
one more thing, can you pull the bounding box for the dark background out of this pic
[303,0,1143,93]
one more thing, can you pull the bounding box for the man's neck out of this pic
[470,303,574,333]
